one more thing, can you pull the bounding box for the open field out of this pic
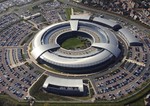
[0,94,28,106]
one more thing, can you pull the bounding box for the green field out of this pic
[65,8,71,20]
[0,94,28,106]
[61,37,85,50]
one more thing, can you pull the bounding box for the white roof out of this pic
[107,30,118,45]
[92,43,121,57]
[119,28,141,46]
[32,21,70,48]
[71,14,91,20]
[69,20,78,31]
[40,50,112,68]
[93,17,118,27]
[43,76,84,92]
[31,20,120,68]
[31,44,60,59]
[73,0,82,2]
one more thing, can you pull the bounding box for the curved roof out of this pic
[69,20,79,31]
[31,18,121,69]
[105,29,118,46]
[32,21,70,48]
[31,44,60,59]
[92,43,121,57]
[71,14,91,20]
[43,76,84,92]
[40,50,112,68]
[93,17,119,28]
[119,28,142,46]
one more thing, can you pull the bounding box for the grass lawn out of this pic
[29,75,47,99]
[0,94,28,106]
[65,8,71,20]
[61,37,85,49]
[129,98,145,106]
[74,8,84,13]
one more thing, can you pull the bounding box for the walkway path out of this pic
[125,59,145,67]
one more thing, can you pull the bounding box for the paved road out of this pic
[61,0,150,32]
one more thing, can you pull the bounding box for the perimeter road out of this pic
[60,0,150,32]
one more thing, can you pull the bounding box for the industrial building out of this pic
[43,76,87,96]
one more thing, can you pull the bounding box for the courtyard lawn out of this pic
[61,37,85,50]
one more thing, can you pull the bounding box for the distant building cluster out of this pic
[0,0,32,13]
[80,0,150,26]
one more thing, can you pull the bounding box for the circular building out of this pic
[31,19,121,74]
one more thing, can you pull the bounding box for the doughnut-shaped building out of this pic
[31,16,123,74]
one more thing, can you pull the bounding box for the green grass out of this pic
[65,8,71,20]
[33,103,122,106]
[61,37,85,49]
[30,76,91,101]
[73,8,84,13]
[30,74,47,99]
[29,42,32,52]
[29,68,149,106]
[129,98,145,106]
[0,94,28,106]
[29,74,150,106]
[89,81,94,97]
[25,62,34,70]
[0,0,6,3]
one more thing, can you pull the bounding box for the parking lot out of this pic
[0,47,42,100]
[0,14,43,100]
[91,20,150,100]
